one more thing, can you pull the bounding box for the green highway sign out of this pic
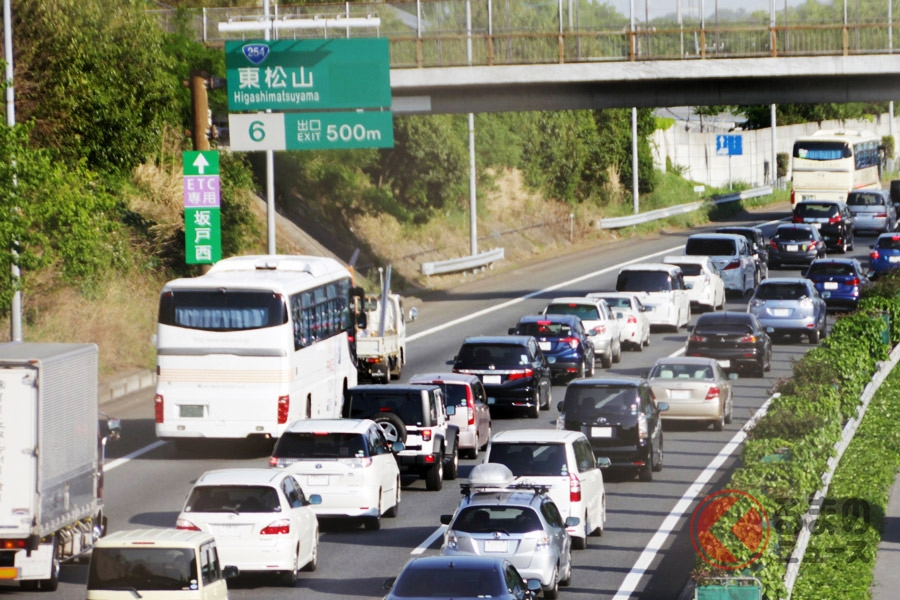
[225,39,391,112]
[182,150,219,176]
[229,111,394,151]
[185,206,222,264]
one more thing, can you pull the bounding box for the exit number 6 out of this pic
[250,120,266,142]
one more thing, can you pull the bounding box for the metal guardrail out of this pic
[597,186,774,230]
[421,247,504,276]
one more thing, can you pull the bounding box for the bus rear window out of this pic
[793,141,850,160]
[159,290,288,331]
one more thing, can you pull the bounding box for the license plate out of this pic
[307,475,328,486]
[671,389,691,400]
[484,540,508,553]
[823,282,839,290]
[773,308,790,316]
[538,341,551,351]
[483,375,501,385]
[487,397,496,405]
[591,426,613,438]
[890,256,900,263]
[180,405,204,418]
[214,524,246,537]
[786,244,799,252]
[717,360,731,369]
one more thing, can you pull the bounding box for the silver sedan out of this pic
[747,277,828,343]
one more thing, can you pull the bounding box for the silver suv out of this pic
[343,384,460,491]
[439,464,576,599]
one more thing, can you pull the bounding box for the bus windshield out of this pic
[158,290,288,331]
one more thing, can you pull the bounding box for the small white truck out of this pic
[0,342,119,591]
[355,292,411,383]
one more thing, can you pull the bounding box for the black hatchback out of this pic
[453,335,552,419]
[767,224,827,268]
[685,311,772,377]
[791,200,854,253]
[556,377,668,482]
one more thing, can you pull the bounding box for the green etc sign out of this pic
[182,151,222,265]
[225,39,394,151]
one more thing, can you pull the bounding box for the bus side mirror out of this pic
[357,312,368,330]
[408,307,418,322]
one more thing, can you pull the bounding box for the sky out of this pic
[602,0,808,20]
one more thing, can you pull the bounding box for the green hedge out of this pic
[693,275,900,599]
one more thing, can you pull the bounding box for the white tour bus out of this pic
[154,255,360,446]
[790,129,882,209]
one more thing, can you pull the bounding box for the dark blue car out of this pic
[803,258,870,312]
[508,314,595,383]
[869,233,900,278]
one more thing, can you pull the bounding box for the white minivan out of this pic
[615,263,691,332]
[86,528,238,600]
[484,429,609,550]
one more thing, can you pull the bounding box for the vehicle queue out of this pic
[81,194,900,600]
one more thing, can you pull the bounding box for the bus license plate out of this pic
[180,405,204,418]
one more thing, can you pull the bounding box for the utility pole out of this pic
[4,0,22,341]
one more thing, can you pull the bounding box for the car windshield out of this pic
[847,193,885,206]
[184,485,280,513]
[668,263,703,277]
[794,203,837,218]
[807,263,855,277]
[563,386,639,418]
[754,284,808,300]
[876,236,900,250]
[717,229,756,245]
[392,566,503,598]
[616,271,671,293]
[453,506,544,534]
[457,344,529,368]
[273,432,368,459]
[344,392,424,425]
[775,228,814,242]
[593,296,632,308]
[88,547,197,591]
[546,303,598,321]
[516,321,572,338]
[488,442,568,477]
[685,238,737,256]
[651,363,713,379]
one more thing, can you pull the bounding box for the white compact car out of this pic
[269,418,403,531]
[484,429,609,550]
[663,255,727,313]
[176,468,320,587]
[684,233,758,295]
[615,263,691,331]
[586,292,651,350]
[542,296,622,368]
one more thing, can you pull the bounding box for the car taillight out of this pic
[689,334,707,342]
[569,473,582,502]
[638,412,649,440]
[828,213,842,224]
[627,315,638,324]
[466,387,475,426]
[871,250,880,260]
[507,368,534,381]
[769,240,778,250]
[176,519,200,531]
[154,394,164,423]
[790,188,796,206]
[849,277,860,286]
[723,259,741,270]
[875,212,888,219]
[269,456,279,467]
[563,337,580,349]
[0,540,27,550]
[808,240,818,249]
[705,386,720,401]
[791,214,803,223]
[277,395,290,425]
[590,325,607,335]
[421,429,433,442]
[260,519,291,535]
[740,335,757,343]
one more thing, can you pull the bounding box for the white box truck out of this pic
[0,342,116,591]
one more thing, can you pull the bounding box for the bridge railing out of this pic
[151,0,900,66]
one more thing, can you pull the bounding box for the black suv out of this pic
[556,377,668,482]
[716,226,770,280]
[343,384,460,490]
[452,335,552,419]
[792,200,854,253]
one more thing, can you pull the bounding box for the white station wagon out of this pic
[269,418,403,531]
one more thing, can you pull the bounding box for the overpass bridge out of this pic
[154,0,900,114]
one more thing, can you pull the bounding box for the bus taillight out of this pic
[154,394,164,423]
[277,396,290,424]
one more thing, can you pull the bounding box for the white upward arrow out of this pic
[192,153,210,175]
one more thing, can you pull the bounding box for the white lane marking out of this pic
[411,525,448,555]
[104,440,168,472]
[407,244,685,342]
[610,395,777,600]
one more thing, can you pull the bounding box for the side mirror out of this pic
[685,282,694,289]
[728,372,739,380]
[657,401,670,412]
[557,401,564,412]
[383,577,397,591]
[223,565,240,579]
[800,268,809,277]
[356,312,368,331]
[446,405,456,416]
[564,516,581,528]
[615,311,624,319]
[596,456,611,469]
[440,514,453,525]
[508,327,516,335]
[308,494,323,505]
[390,441,406,453]
[526,579,543,596]
[408,307,418,322]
